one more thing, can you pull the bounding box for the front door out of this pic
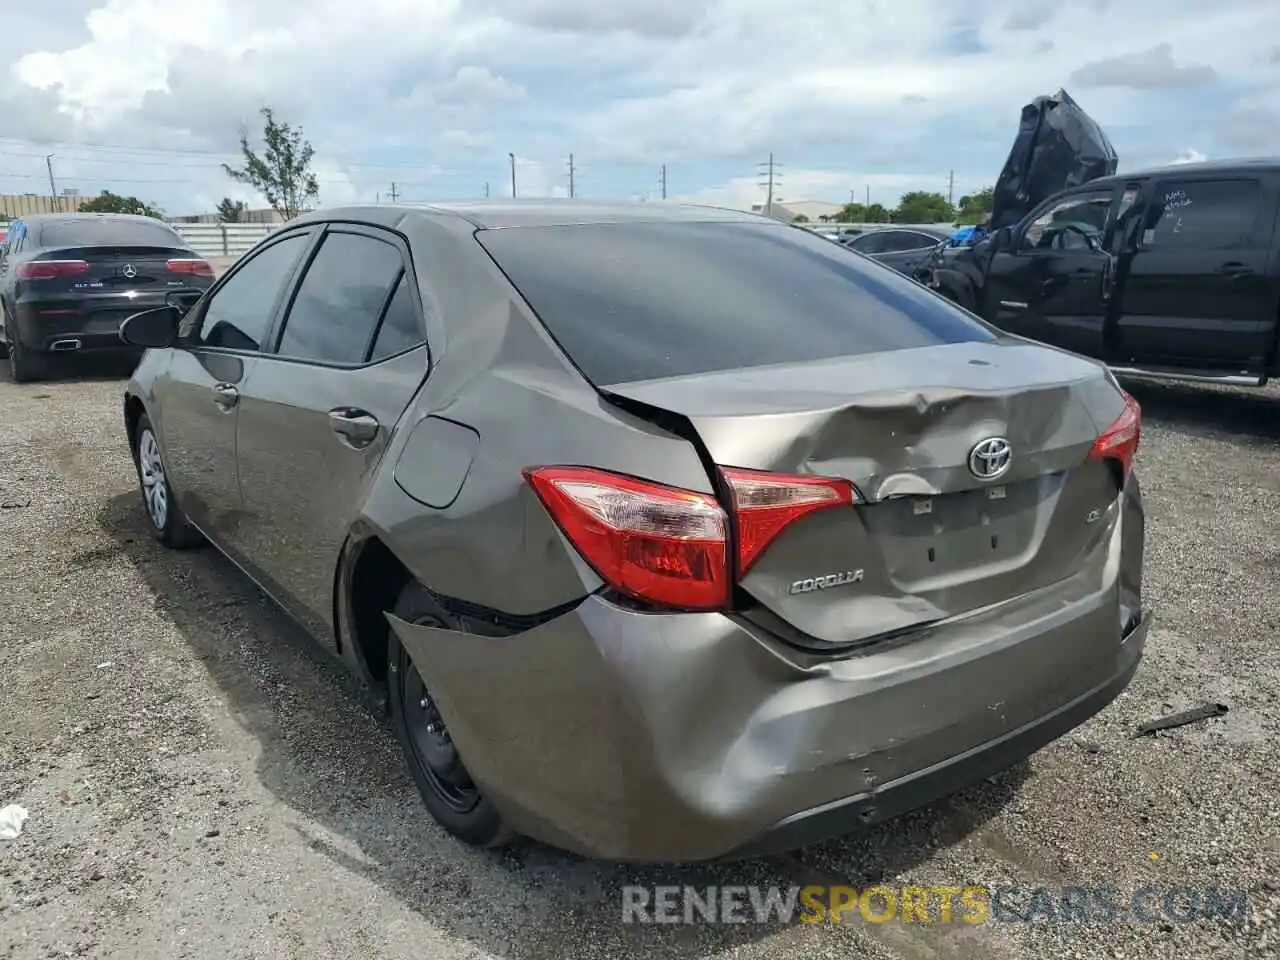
[1110,176,1278,370]
[229,226,429,644]
[983,186,1117,358]
[153,230,314,546]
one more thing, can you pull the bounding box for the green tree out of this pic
[792,213,810,223]
[78,190,164,218]
[955,186,995,224]
[216,198,248,223]
[837,202,867,222]
[894,191,954,223]
[222,106,320,220]
[866,202,890,223]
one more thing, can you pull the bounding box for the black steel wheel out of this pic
[387,582,510,848]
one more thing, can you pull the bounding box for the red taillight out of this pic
[720,467,861,574]
[167,258,213,277]
[1089,390,1141,481]
[523,466,730,611]
[16,260,89,280]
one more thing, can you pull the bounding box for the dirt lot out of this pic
[1,360,1278,960]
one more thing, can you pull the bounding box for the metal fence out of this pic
[171,222,278,257]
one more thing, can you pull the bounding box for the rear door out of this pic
[478,220,1124,649]
[230,225,429,644]
[982,186,1117,357]
[1110,175,1278,370]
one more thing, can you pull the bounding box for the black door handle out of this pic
[328,407,380,448]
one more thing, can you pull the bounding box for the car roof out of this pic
[296,199,771,230]
[1084,156,1280,189]
[19,212,173,226]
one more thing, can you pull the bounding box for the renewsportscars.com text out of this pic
[621,884,1252,926]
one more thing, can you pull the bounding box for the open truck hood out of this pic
[990,88,1118,230]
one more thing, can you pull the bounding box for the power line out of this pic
[0,136,463,175]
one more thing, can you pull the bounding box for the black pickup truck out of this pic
[927,158,1280,387]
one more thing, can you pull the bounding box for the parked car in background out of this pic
[841,226,952,277]
[925,159,1280,387]
[0,213,214,382]
[120,200,1147,862]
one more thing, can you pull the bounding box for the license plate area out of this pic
[87,310,134,333]
[861,478,1051,584]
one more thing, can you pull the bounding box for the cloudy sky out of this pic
[1,0,1278,217]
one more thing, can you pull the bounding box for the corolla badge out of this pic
[789,569,865,595]
[968,436,1012,480]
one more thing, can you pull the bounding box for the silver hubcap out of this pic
[138,429,168,530]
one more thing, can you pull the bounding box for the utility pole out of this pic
[567,153,575,198]
[758,153,780,218]
[659,164,667,200]
[484,181,490,199]
[947,169,955,206]
[509,153,517,198]
[46,155,58,212]
[388,182,400,202]
[866,184,871,220]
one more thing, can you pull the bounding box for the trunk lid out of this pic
[602,339,1128,647]
[990,88,1119,230]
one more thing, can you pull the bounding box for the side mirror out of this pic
[120,306,180,349]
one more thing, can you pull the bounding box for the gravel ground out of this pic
[1,361,1278,960]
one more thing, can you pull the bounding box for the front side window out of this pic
[274,232,404,364]
[1021,191,1114,251]
[196,234,310,351]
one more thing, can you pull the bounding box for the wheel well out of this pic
[346,536,413,686]
[124,395,146,455]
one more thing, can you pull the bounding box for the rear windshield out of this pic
[38,218,184,249]
[477,221,996,385]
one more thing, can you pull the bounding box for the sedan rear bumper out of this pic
[387,475,1146,863]
[9,299,168,353]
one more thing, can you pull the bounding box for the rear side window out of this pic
[38,218,184,248]
[275,232,405,364]
[369,274,426,361]
[1143,179,1261,249]
[477,222,994,384]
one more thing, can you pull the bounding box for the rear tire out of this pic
[133,413,203,549]
[8,335,49,383]
[387,582,511,849]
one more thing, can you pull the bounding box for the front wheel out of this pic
[133,414,203,549]
[387,582,510,848]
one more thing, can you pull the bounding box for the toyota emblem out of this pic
[968,436,1012,480]
[122,264,137,278]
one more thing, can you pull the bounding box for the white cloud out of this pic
[1,0,1278,215]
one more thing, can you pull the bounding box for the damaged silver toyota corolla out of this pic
[121,200,1148,863]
